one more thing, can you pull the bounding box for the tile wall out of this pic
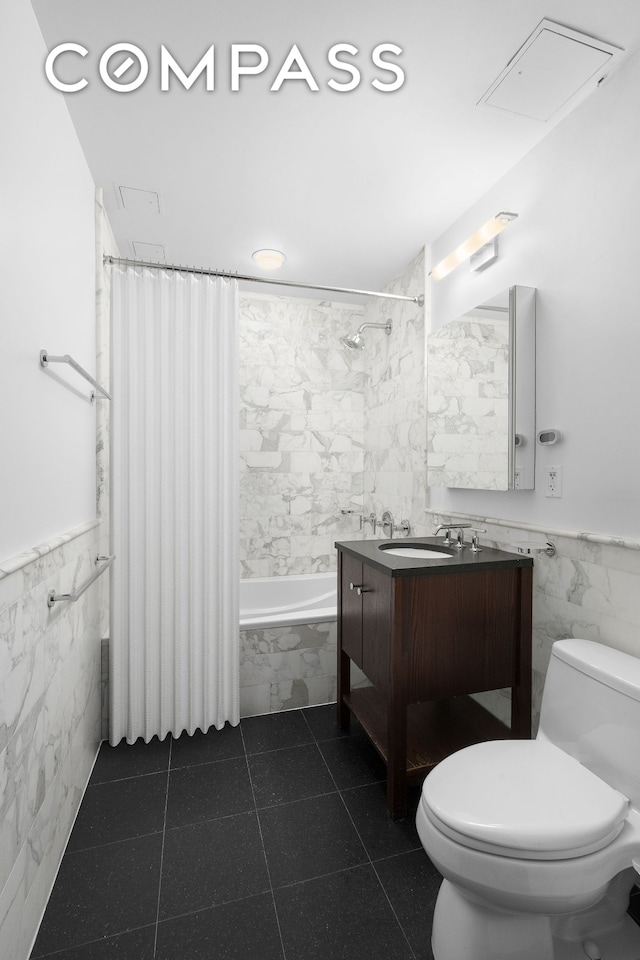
[237,250,428,716]
[0,521,105,960]
[238,292,366,578]
[428,510,640,733]
[237,293,366,715]
[239,620,338,718]
[362,248,429,537]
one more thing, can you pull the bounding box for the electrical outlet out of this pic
[546,465,562,498]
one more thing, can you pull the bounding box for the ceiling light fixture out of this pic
[429,212,518,282]
[252,248,287,270]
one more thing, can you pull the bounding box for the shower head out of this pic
[340,320,392,350]
[340,330,365,350]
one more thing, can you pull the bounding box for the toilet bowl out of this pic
[416,639,640,960]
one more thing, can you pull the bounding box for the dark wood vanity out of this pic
[335,538,533,817]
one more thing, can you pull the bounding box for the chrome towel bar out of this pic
[47,555,115,608]
[40,350,111,402]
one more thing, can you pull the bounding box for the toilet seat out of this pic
[422,739,629,861]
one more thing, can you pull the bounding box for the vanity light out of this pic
[252,248,287,270]
[430,212,518,282]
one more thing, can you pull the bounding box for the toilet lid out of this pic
[423,740,629,860]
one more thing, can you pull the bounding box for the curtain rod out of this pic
[103,255,424,306]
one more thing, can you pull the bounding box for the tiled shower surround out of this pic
[362,249,428,537]
[237,252,428,715]
[238,294,364,716]
[238,293,366,578]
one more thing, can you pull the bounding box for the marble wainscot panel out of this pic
[427,316,509,490]
[362,248,428,538]
[238,293,366,579]
[427,510,640,733]
[0,521,105,960]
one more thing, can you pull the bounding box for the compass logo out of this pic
[44,42,406,94]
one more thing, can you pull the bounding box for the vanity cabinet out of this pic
[336,539,533,818]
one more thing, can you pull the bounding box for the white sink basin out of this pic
[379,545,454,559]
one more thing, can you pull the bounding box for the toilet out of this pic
[416,639,640,960]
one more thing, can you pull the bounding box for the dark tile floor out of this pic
[31,705,441,960]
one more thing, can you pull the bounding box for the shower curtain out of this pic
[109,264,239,744]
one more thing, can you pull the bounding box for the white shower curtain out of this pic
[109,264,239,744]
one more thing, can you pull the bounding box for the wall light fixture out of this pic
[430,212,518,281]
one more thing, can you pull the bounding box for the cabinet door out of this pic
[340,553,363,667]
[361,564,392,693]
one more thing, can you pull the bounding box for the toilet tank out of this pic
[538,639,640,806]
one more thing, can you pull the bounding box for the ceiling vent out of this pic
[119,185,161,213]
[131,241,166,261]
[478,20,623,122]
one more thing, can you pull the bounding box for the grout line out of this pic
[63,827,166,856]
[369,858,419,960]
[89,766,169,786]
[309,711,419,960]
[240,723,289,960]
[31,921,158,959]
[151,737,173,959]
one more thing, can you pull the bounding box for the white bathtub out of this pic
[239,572,337,630]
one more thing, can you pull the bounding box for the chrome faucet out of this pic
[434,522,472,546]
[362,512,377,534]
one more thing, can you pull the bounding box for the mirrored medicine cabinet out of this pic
[426,285,536,491]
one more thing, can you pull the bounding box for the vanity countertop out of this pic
[335,537,533,578]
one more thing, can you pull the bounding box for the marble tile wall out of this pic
[362,248,429,537]
[0,521,104,960]
[239,620,338,718]
[238,293,366,578]
[238,293,372,715]
[428,510,640,733]
[427,316,509,490]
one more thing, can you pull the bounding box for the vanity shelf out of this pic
[335,537,533,818]
[344,688,511,780]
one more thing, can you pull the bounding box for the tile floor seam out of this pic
[244,740,316,759]
[64,825,166,856]
[254,786,339,812]
[312,721,419,959]
[90,767,170,786]
[240,721,288,960]
[370,858,420,960]
[154,888,277,929]
[52,827,166,857]
[311,736,373,867]
[29,921,158,959]
[152,737,173,959]
[271,859,375,894]
[169,753,246,771]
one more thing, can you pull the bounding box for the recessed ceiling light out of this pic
[252,249,287,270]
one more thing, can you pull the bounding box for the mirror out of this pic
[427,285,536,490]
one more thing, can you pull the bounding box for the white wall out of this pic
[0,0,97,563]
[428,48,640,541]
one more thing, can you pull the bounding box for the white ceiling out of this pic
[31,0,640,297]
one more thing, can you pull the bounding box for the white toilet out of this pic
[416,638,640,960]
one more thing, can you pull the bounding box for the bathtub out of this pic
[239,572,337,630]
